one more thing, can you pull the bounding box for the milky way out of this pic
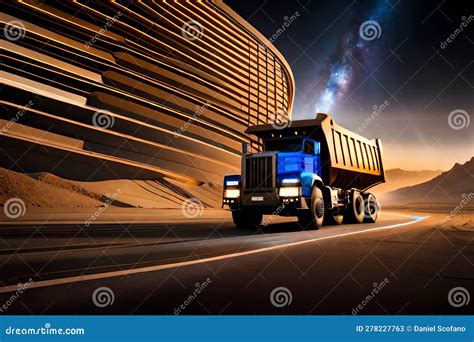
[313,2,391,117]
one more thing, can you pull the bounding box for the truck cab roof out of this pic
[245,113,328,138]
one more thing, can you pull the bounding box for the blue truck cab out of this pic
[223,114,385,229]
[272,137,321,198]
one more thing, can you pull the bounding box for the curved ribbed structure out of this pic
[0,1,294,190]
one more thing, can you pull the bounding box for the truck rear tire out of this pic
[346,191,365,224]
[232,209,263,229]
[325,207,344,225]
[364,193,379,223]
[299,187,324,229]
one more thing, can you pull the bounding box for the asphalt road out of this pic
[0,210,472,315]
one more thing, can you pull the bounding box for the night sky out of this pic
[227,0,473,170]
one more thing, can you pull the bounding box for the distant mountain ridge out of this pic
[371,168,442,195]
[383,157,474,204]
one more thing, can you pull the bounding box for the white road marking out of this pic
[0,215,428,293]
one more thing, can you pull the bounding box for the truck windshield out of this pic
[264,138,302,152]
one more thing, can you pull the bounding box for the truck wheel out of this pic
[346,191,365,224]
[364,194,379,223]
[325,207,344,225]
[232,210,262,229]
[300,187,324,229]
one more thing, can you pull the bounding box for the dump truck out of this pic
[222,113,385,229]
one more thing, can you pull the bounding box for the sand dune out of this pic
[0,167,222,211]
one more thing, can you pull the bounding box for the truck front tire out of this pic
[298,187,324,229]
[232,209,263,229]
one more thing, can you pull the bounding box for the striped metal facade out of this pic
[0,0,294,188]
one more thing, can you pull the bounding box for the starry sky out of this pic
[227,0,473,170]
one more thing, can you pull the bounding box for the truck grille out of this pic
[244,155,274,192]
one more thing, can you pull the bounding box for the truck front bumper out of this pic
[241,190,279,207]
[223,189,309,213]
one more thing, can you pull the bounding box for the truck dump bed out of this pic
[246,113,385,190]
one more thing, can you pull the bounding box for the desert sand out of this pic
[0,167,222,213]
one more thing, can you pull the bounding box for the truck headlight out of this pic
[224,189,240,198]
[279,187,299,197]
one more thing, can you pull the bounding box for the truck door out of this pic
[303,139,321,176]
